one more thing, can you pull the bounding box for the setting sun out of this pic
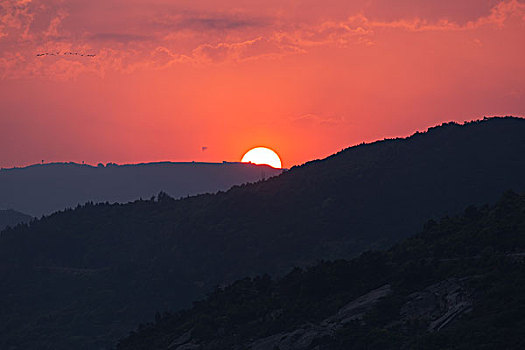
[241,147,282,169]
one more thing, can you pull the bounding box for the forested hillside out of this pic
[118,191,525,350]
[0,209,32,231]
[0,117,524,349]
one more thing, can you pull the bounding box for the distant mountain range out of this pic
[117,191,525,350]
[0,117,524,349]
[0,161,282,216]
[0,209,32,231]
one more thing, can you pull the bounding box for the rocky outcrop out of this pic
[400,277,473,332]
[248,284,392,350]
[167,278,475,350]
[168,331,193,349]
[166,284,392,350]
[322,283,392,327]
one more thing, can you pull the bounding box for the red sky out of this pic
[1,0,524,168]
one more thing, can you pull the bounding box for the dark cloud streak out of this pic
[179,16,269,30]
[88,32,153,43]
[151,11,271,32]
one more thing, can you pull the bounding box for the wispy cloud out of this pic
[1,0,524,80]
[88,32,153,43]
[292,113,348,126]
[191,36,304,63]
[43,9,67,38]
[0,0,34,40]
[152,12,270,31]
[349,0,525,32]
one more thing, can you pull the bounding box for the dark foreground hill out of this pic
[0,117,525,349]
[0,209,32,231]
[117,191,525,350]
[0,161,281,216]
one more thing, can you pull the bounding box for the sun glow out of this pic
[241,147,282,169]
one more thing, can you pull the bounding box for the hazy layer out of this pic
[0,161,281,216]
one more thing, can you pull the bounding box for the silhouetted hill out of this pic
[0,209,32,231]
[0,117,524,349]
[0,162,281,216]
[117,191,525,350]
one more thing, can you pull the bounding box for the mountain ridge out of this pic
[0,161,282,216]
[1,116,524,349]
[0,209,32,232]
[116,191,525,350]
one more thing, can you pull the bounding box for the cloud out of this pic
[474,0,525,27]
[191,36,303,63]
[354,0,525,32]
[292,113,347,126]
[153,12,270,31]
[1,0,524,80]
[43,9,67,38]
[181,16,266,30]
[88,32,153,43]
[0,0,34,40]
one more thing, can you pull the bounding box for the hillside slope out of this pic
[0,162,281,216]
[117,191,525,350]
[0,209,32,231]
[0,117,524,349]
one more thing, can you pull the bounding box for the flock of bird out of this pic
[36,51,96,57]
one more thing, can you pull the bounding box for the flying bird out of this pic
[35,51,96,58]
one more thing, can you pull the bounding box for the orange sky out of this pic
[1,0,524,168]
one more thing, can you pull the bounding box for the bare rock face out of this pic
[166,285,392,350]
[322,284,392,327]
[168,331,193,349]
[400,277,473,332]
[166,279,474,350]
[246,279,473,350]
[250,325,329,350]
[172,344,200,350]
[249,284,392,350]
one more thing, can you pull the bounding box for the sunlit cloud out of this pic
[1,0,524,80]
[292,113,348,126]
[0,0,524,167]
